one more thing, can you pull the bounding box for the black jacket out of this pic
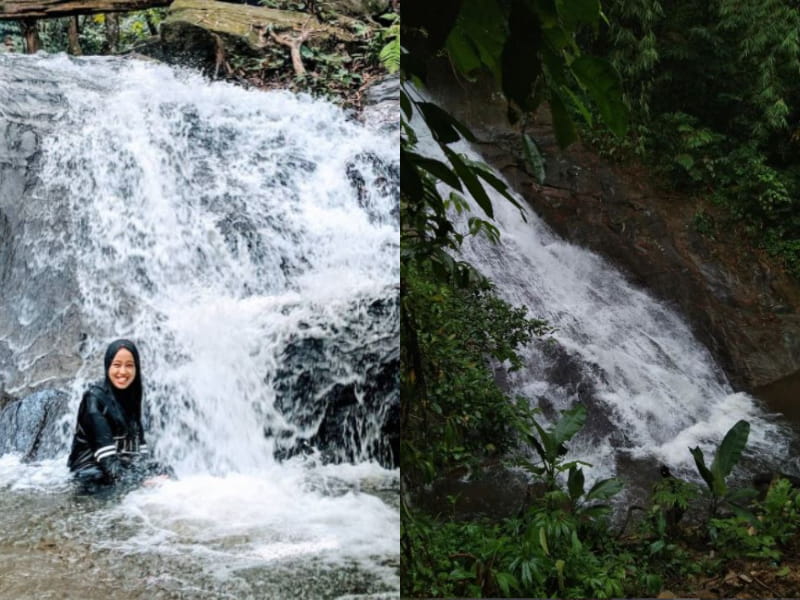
[67,380,149,478]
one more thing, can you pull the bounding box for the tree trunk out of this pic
[104,12,118,52]
[67,15,82,54]
[0,0,171,20]
[19,18,39,52]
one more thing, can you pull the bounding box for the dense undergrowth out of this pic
[584,0,800,276]
[401,250,800,598]
[402,352,800,598]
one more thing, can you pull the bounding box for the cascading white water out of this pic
[0,54,398,599]
[416,114,795,486]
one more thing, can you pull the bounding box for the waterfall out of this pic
[0,54,398,598]
[416,122,796,486]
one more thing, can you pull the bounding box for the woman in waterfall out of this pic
[67,338,170,489]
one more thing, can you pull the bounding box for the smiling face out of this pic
[108,348,136,390]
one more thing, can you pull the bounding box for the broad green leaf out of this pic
[495,571,518,596]
[555,0,601,29]
[560,86,593,127]
[470,161,522,209]
[531,418,555,461]
[549,93,577,148]
[570,55,629,137]
[445,28,483,75]
[400,89,412,120]
[522,429,548,465]
[689,446,715,493]
[585,477,623,502]
[675,153,695,171]
[444,147,494,218]
[531,0,559,27]
[555,559,566,592]
[400,150,424,201]
[417,102,461,143]
[538,527,549,555]
[711,419,750,483]
[522,133,546,184]
[552,404,587,447]
[407,153,463,190]
[567,465,584,501]
[447,0,507,77]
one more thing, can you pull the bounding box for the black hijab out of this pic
[103,338,143,420]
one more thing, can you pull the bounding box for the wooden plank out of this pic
[0,0,172,20]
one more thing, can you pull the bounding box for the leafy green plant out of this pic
[689,419,756,520]
[376,12,399,73]
[708,515,782,561]
[513,404,588,489]
[512,403,623,522]
[757,477,800,544]
[401,262,549,488]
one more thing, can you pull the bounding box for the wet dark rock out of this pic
[271,293,399,468]
[363,75,398,106]
[0,389,70,461]
[0,81,84,397]
[414,460,546,520]
[345,151,400,225]
[361,75,399,133]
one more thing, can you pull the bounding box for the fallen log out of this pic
[156,0,363,75]
[0,0,171,20]
[161,0,357,55]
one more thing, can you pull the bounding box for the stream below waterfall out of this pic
[0,54,399,599]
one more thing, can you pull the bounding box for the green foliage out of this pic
[706,477,800,562]
[513,404,586,487]
[692,210,716,239]
[401,261,549,486]
[590,0,800,277]
[402,405,630,599]
[651,475,698,519]
[757,478,800,545]
[690,419,757,520]
[401,0,629,279]
[376,12,399,74]
[708,516,782,561]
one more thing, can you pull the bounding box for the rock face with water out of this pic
[0,63,85,398]
[427,65,800,390]
[0,54,399,471]
[0,389,70,461]
[272,293,398,467]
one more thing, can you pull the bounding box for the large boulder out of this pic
[320,0,391,18]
